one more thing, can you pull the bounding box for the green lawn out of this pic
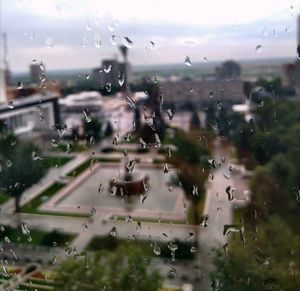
[115,216,186,225]
[0,225,75,247]
[20,182,90,218]
[86,235,196,260]
[51,143,88,153]
[66,159,92,177]
[21,183,65,213]
[0,193,11,205]
[43,156,72,168]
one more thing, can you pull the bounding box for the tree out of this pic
[103,120,114,137]
[190,110,201,130]
[0,125,46,212]
[54,246,163,291]
[211,216,300,291]
[83,117,102,141]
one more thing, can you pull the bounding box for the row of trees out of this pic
[210,99,300,290]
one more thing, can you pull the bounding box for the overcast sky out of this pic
[1,0,299,72]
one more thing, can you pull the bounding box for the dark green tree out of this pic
[211,216,300,291]
[190,110,201,130]
[0,125,46,212]
[83,117,102,141]
[54,246,163,291]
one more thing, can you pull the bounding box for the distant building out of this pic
[91,59,132,89]
[215,60,241,80]
[59,91,103,113]
[30,63,45,84]
[0,93,60,135]
[161,79,245,108]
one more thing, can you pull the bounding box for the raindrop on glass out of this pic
[111,35,117,46]
[17,81,23,89]
[83,109,92,123]
[123,37,133,48]
[21,222,30,236]
[45,37,54,49]
[255,45,263,54]
[7,101,14,109]
[184,56,192,66]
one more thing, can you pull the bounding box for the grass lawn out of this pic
[43,156,72,168]
[21,183,65,213]
[233,207,247,224]
[0,193,11,205]
[66,159,92,177]
[114,216,186,225]
[51,143,88,153]
[20,182,90,218]
[86,235,196,260]
[0,225,75,247]
[187,194,205,225]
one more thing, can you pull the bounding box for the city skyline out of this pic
[1,0,299,73]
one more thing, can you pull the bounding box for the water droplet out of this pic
[83,109,92,123]
[94,33,101,48]
[81,36,88,48]
[21,222,30,236]
[104,83,112,94]
[103,64,112,73]
[163,163,170,173]
[169,267,177,276]
[110,226,117,237]
[255,45,263,54]
[118,72,125,86]
[111,35,117,45]
[190,246,197,253]
[285,26,292,33]
[7,101,14,109]
[140,194,147,204]
[126,160,136,173]
[225,186,235,201]
[17,81,23,89]
[2,266,10,278]
[262,28,269,36]
[5,159,12,168]
[125,215,133,223]
[86,20,92,31]
[138,137,147,149]
[203,57,208,62]
[150,41,155,49]
[123,37,133,48]
[154,133,161,148]
[184,56,192,66]
[297,44,300,60]
[216,101,222,110]
[45,37,54,49]
[85,73,90,79]
[167,108,175,120]
[4,236,11,243]
[90,136,95,144]
[153,243,161,255]
[208,159,216,169]
[125,96,136,109]
[91,207,96,215]
[223,242,229,255]
[168,241,178,252]
[183,40,196,47]
[192,185,198,196]
[31,151,43,161]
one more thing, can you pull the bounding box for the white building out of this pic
[0,93,60,135]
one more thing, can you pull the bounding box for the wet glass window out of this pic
[0,0,300,290]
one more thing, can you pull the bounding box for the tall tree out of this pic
[0,125,46,212]
[55,246,162,291]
